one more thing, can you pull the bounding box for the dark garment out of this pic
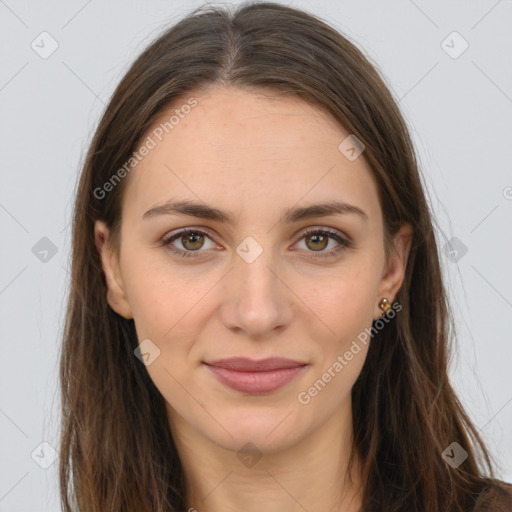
[473,480,512,511]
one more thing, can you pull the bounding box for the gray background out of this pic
[0,0,511,510]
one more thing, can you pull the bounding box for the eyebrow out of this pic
[142,199,368,224]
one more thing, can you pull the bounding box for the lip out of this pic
[204,357,307,394]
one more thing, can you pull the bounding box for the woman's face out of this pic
[95,85,411,454]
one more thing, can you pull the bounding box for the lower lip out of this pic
[205,364,306,394]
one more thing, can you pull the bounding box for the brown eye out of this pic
[161,228,217,258]
[180,231,205,251]
[295,228,352,259]
[304,233,329,251]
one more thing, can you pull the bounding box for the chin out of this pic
[202,407,308,454]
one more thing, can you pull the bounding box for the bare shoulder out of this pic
[473,480,512,512]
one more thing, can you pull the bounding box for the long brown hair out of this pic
[59,2,498,511]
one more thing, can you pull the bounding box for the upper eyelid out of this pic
[164,226,218,244]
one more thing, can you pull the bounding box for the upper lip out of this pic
[204,357,306,372]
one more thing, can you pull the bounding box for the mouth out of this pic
[203,357,308,394]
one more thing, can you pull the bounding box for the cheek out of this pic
[296,260,379,404]
[304,262,378,339]
[296,267,376,410]
[121,250,211,340]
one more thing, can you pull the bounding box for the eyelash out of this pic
[160,227,352,259]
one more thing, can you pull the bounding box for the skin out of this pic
[95,84,413,512]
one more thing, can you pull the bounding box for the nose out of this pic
[218,249,294,340]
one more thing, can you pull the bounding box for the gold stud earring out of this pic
[378,298,392,315]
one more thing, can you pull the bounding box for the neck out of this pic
[167,399,363,512]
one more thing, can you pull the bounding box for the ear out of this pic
[94,220,133,319]
[374,222,413,320]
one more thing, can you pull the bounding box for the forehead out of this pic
[121,85,381,225]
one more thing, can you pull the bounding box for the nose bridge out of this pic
[219,237,293,336]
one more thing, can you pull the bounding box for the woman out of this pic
[58,2,512,511]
